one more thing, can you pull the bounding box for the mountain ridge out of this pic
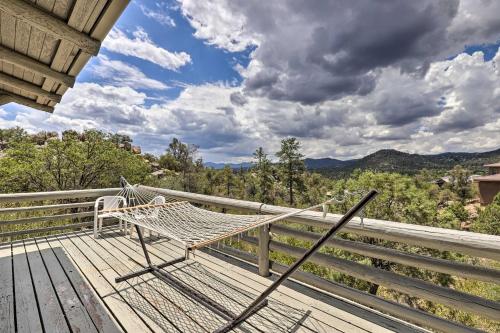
[205,147,500,174]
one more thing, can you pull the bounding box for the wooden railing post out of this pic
[258,225,270,277]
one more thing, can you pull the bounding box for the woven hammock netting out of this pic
[104,177,356,250]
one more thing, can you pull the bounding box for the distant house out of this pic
[151,169,166,179]
[432,176,452,187]
[150,162,161,171]
[468,175,482,183]
[475,161,500,205]
[484,162,500,175]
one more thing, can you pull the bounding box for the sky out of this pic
[1,0,499,162]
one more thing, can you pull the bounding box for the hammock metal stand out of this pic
[114,189,377,333]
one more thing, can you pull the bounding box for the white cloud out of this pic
[179,0,259,52]
[139,4,176,27]
[91,55,169,90]
[178,0,500,105]
[102,28,191,71]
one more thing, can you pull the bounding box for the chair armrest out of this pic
[95,196,105,209]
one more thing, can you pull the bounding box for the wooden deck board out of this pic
[35,238,99,333]
[60,232,167,332]
[0,227,427,332]
[94,231,256,333]
[48,238,122,333]
[77,231,204,333]
[0,243,14,333]
[49,233,149,332]
[12,241,43,333]
[24,240,70,333]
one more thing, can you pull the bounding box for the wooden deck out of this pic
[0,226,427,333]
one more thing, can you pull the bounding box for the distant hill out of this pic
[204,162,253,170]
[303,157,351,169]
[205,148,500,176]
[307,148,500,176]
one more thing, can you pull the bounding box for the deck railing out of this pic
[142,186,500,333]
[1,186,499,333]
[0,188,119,239]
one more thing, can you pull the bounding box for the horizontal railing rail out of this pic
[0,201,95,214]
[241,235,499,320]
[0,188,120,240]
[0,188,120,203]
[271,224,500,284]
[142,186,500,333]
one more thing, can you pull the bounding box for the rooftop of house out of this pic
[474,173,500,182]
[484,162,500,168]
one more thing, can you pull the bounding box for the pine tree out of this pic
[253,147,274,204]
[222,165,234,197]
[276,138,305,205]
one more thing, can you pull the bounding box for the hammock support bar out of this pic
[214,189,378,333]
[117,224,268,321]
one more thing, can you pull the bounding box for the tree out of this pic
[447,165,473,202]
[0,127,28,146]
[253,147,275,204]
[473,193,500,235]
[159,138,199,191]
[0,129,150,192]
[276,138,305,205]
[222,165,234,197]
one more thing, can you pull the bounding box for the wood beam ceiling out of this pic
[0,45,75,87]
[0,72,61,102]
[0,0,101,55]
[0,89,54,113]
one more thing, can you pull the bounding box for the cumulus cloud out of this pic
[178,0,259,52]
[179,0,500,105]
[91,55,169,90]
[139,3,176,27]
[424,50,500,132]
[58,83,149,127]
[102,28,191,71]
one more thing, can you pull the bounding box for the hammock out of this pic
[104,178,351,250]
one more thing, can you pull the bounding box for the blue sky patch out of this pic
[77,0,253,105]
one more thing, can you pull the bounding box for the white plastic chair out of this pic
[94,196,127,238]
[130,195,165,238]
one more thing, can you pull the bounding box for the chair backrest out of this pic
[150,196,166,205]
[101,196,125,210]
[150,196,166,218]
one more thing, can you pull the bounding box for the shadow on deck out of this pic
[0,226,426,332]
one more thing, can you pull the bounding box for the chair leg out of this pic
[99,218,103,233]
[119,219,122,232]
[94,219,98,238]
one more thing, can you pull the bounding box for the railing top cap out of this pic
[0,188,121,203]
